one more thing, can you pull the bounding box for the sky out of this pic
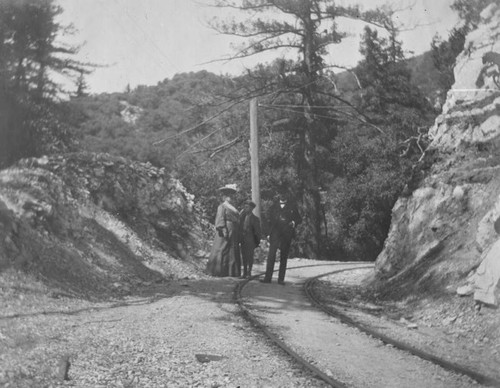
[56,0,460,94]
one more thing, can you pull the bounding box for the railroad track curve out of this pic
[233,260,500,388]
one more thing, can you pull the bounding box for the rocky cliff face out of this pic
[0,152,208,297]
[373,4,500,300]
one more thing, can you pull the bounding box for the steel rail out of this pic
[304,270,500,388]
[234,263,350,388]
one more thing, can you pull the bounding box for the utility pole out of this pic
[249,98,261,219]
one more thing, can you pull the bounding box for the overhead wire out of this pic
[259,103,355,109]
[154,74,372,151]
[152,83,293,146]
[175,125,231,160]
[91,2,380,152]
[259,103,343,122]
[259,103,386,135]
[171,99,352,156]
[152,98,244,145]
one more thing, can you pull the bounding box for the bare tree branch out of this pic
[175,125,230,160]
[203,0,274,12]
[323,66,362,89]
[152,99,242,145]
[209,136,241,158]
[209,20,303,38]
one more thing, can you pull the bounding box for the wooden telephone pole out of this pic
[249,98,261,219]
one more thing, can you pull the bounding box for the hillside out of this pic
[63,46,444,260]
[0,22,455,300]
[334,50,442,102]
[0,152,209,299]
[362,1,500,354]
[407,51,444,100]
[372,2,500,301]
[2,5,500,385]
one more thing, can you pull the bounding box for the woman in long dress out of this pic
[206,184,241,277]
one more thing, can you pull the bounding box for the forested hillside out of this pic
[1,0,471,263]
[63,49,441,261]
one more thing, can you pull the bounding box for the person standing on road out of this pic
[239,200,261,279]
[261,193,301,285]
[206,184,241,277]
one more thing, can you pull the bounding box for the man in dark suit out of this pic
[239,200,261,278]
[261,193,301,285]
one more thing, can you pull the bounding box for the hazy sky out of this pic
[56,0,460,94]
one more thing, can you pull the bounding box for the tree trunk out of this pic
[299,3,322,260]
[299,122,322,260]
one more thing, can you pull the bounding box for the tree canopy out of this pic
[0,0,89,168]
[63,1,444,261]
[203,0,400,258]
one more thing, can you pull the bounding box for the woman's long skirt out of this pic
[206,221,241,277]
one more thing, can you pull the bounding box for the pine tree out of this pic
[209,0,397,259]
[0,0,87,167]
[431,26,468,95]
[75,71,89,98]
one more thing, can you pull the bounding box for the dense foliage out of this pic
[319,26,435,260]
[202,0,430,259]
[66,44,438,262]
[451,0,497,28]
[429,0,497,104]
[431,25,469,101]
[0,0,86,168]
[5,0,465,261]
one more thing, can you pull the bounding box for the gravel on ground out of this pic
[2,258,498,388]
[0,268,327,388]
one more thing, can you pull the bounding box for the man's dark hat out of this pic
[277,193,288,201]
[244,200,257,208]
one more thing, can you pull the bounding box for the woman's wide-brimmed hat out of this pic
[218,183,238,194]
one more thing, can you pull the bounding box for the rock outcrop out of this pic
[0,152,208,297]
[373,4,500,301]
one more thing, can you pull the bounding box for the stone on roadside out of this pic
[457,284,474,296]
[195,354,225,363]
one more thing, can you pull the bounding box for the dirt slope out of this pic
[0,152,209,298]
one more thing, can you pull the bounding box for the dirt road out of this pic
[0,259,482,387]
[242,260,482,387]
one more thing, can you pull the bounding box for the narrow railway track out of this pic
[304,271,500,388]
[234,264,348,388]
[233,261,500,388]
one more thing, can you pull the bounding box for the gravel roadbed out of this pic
[314,268,500,385]
[0,274,327,388]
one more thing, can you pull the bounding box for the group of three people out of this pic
[206,184,301,284]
